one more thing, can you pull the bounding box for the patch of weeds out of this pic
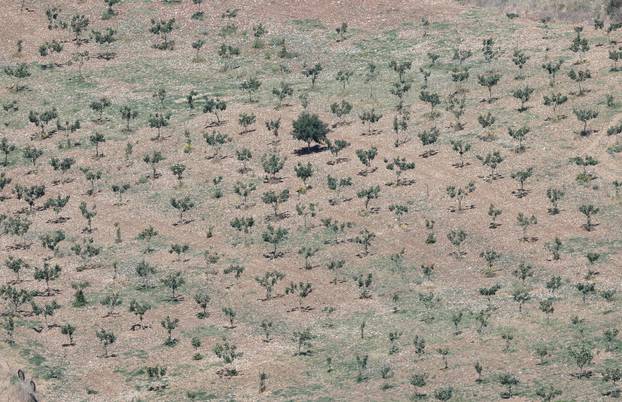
[122,349,149,359]
[191,12,204,21]
[186,390,218,400]
[37,364,65,380]
[290,19,326,31]
[272,383,324,398]
[607,143,622,154]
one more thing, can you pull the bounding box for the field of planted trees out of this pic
[1,0,621,401]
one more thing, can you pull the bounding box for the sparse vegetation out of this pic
[0,2,620,401]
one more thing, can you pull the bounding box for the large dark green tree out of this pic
[291,111,329,151]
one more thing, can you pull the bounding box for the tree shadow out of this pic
[294,144,326,156]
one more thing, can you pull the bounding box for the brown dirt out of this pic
[0,0,621,401]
